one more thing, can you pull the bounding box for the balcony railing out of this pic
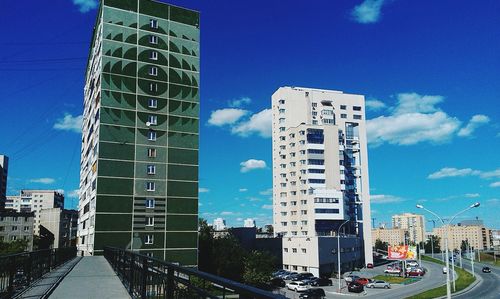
[0,247,77,299]
[104,246,284,299]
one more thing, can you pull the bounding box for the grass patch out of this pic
[478,252,500,267]
[372,275,412,284]
[406,255,476,299]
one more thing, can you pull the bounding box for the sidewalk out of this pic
[49,256,131,299]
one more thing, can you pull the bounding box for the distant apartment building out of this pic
[40,208,78,248]
[272,87,373,276]
[244,218,256,228]
[0,155,8,209]
[78,0,200,265]
[392,213,426,244]
[492,229,500,249]
[433,223,492,250]
[372,227,406,246]
[5,195,20,210]
[0,210,35,251]
[7,190,65,236]
[213,218,226,231]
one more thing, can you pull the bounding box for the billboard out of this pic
[388,245,417,260]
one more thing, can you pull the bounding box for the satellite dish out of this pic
[146,122,151,127]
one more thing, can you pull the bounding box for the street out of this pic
[453,258,500,299]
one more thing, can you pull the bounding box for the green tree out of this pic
[424,235,441,253]
[243,250,276,286]
[0,240,29,255]
[374,239,388,252]
[460,239,469,252]
[198,218,214,272]
[211,234,246,281]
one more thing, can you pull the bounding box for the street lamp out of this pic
[416,202,480,299]
[337,219,349,294]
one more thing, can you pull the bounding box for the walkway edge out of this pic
[42,257,82,299]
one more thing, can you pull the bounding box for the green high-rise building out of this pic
[77,0,199,266]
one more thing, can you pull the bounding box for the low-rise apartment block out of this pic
[0,210,35,251]
[432,222,492,250]
[40,208,78,248]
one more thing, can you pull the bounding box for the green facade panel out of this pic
[98,159,135,178]
[97,177,134,195]
[101,90,137,110]
[101,106,136,127]
[168,164,197,181]
[99,142,135,161]
[165,249,197,265]
[168,148,198,165]
[100,124,135,143]
[94,232,131,251]
[96,195,133,213]
[167,181,197,197]
[166,232,197,248]
[166,215,197,231]
[166,197,197,214]
[95,213,133,231]
[104,0,138,12]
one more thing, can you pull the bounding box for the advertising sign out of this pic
[388,245,417,260]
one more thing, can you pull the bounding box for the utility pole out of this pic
[371,217,376,229]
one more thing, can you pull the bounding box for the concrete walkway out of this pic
[49,256,131,299]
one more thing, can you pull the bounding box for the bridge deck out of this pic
[49,256,131,299]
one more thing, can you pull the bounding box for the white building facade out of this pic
[213,218,226,231]
[244,218,256,228]
[272,87,373,276]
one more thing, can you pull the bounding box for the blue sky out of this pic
[0,0,499,230]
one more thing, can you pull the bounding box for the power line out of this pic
[0,57,86,64]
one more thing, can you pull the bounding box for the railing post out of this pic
[129,253,134,295]
[141,256,148,299]
[26,252,33,285]
[166,266,174,299]
[7,257,16,297]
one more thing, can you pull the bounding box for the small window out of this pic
[149,67,158,76]
[292,248,297,253]
[145,235,154,244]
[312,103,318,107]
[279,99,285,105]
[147,165,156,175]
[340,105,347,110]
[149,35,158,44]
[150,19,158,29]
[147,148,157,158]
[146,216,154,226]
[148,99,157,108]
[149,83,157,92]
[341,114,347,119]
[148,115,157,125]
[284,248,289,252]
[150,51,158,60]
[353,115,362,120]
[148,131,157,141]
[302,248,306,253]
[146,198,155,208]
[146,182,155,191]
[353,106,362,111]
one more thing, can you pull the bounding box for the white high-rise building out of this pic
[272,87,373,276]
[213,218,226,231]
[244,218,256,228]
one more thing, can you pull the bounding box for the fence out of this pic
[104,246,285,299]
[0,247,77,299]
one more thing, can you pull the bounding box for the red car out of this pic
[407,269,425,277]
[355,278,371,285]
[367,263,374,269]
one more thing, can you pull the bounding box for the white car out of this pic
[384,268,401,274]
[286,281,308,292]
[407,261,419,267]
[442,267,447,274]
[366,280,391,289]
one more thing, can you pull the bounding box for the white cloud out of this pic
[232,109,272,138]
[68,189,80,198]
[487,198,499,204]
[248,197,262,202]
[29,178,55,184]
[392,93,444,115]
[490,182,500,188]
[208,108,248,126]
[261,204,273,210]
[371,194,404,204]
[54,114,83,133]
[365,99,387,111]
[220,211,234,216]
[239,188,248,192]
[228,97,251,108]
[480,169,500,179]
[428,167,480,179]
[73,0,98,13]
[351,0,386,24]
[458,114,490,137]
[240,159,267,173]
[465,193,480,198]
[198,187,210,193]
[259,188,273,196]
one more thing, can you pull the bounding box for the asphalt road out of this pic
[454,259,500,299]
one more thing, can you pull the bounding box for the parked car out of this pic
[310,278,332,287]
[344,275,360,282]
[407,269,425,277]
[366,263,374,269]
[270,277,286,288]
[286,281,308,292]
[347,282,364,293]
[301,277,318,285]
[299,288,326,299]
[282,272,298,280]
[273,270,288,277]
[406,261,419,267]
[442,267,447,274]
[276,271,292,279]
[384,268,401,274]
[366,280,390,289]
[292,272,315,281]
[355,278,371,285]
[482,267,491,273]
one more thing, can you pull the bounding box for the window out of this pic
[11,236,17,241]
[292,265,298,270]
[0,226,4,231]
[341,114,347,118]
[146,216,154,226]
[150,19,158,29]
[315,208,340,214]
[312,103,317,107]
[281,222,287,226]
[145,235,154,244]
[149,35,158,44]
[301,200,307,205]
[340,105,347,110]
[353,106,362,111]
[148,130,157,141]
[148,98,158,108]
[146,198,155,208]
[148,115,157,125]
[24,226,29,232]
[147,148,157,158]
[279,99,285,105]
[301,220,308,225]
[279,109,285,114]
[279,118,285,124]
[312,111,317,116]
[312,120,318,125]
[150,51,158,60]
[149,83,157,92]
[149,67,158,76]
[301,248,306,253]
[302,266,307,271]
[279,127,285,132]
[301,210,307,215]
[353,115,362,120]
[292,248,297,253]
[146,182,156,191]
[147,165,156,175]
[291,221,297,225]
[284,248,289,252]
[12,226,18,231]
[280,212,287,216]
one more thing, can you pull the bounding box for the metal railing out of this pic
[104,246,285,299]
[0,247,77,299]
